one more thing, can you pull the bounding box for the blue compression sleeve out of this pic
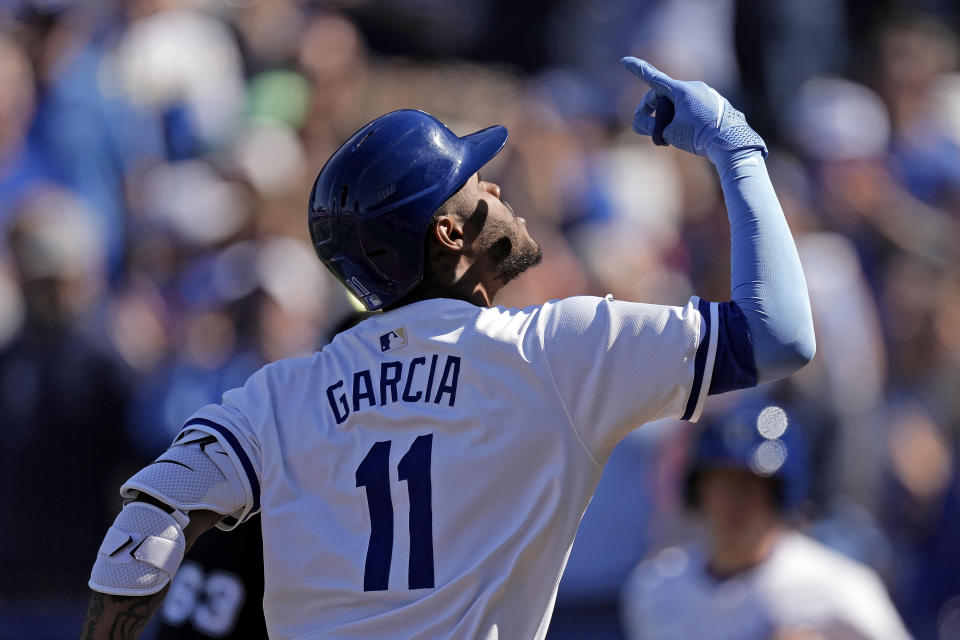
[708,148,815,387]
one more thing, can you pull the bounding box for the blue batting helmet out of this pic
[308,109,509,311]
[684,398,809,511]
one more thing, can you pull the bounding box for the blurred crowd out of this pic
[0,0,958,638]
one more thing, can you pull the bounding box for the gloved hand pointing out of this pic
[621,57,767,161]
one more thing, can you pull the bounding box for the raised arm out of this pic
[621,57,815,389]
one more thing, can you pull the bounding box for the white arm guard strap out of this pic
[89,435,249,596]
[89,501,189,596]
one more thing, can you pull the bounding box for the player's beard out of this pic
[487,221,543,284]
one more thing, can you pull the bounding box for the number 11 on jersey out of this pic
[355,434,435,591]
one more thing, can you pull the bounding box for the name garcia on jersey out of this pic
[326,354,462,425]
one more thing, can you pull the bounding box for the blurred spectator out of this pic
[735,0,850,141]
[0,32,56,231]
[545,0,650,100]
[298,12,369,168]
[789,231,888,507]
[621,395,910,640]
[0,187,134,637]
[633,0,740,94]
[877,400,960,639]
[873,14,960,213]
[231,0,306,73]
[125,235,334,454]
[788,76,958,281]
[114,0,246,153]
[20,1,163,275]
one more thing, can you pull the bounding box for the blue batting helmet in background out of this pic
[684,397,809,512]
[308,109,509,311]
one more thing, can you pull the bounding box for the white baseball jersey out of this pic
[177,295,718,639]
[621,530,911,640]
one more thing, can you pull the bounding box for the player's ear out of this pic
[431,214,466,251]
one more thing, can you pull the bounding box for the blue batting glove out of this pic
[620,57,767,161]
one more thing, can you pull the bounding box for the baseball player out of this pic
[81,58,815,639]
[621,398,910,640]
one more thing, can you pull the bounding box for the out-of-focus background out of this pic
[0,0,958,638]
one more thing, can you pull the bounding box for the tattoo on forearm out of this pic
[81,591,106,640]
[80,589,167,640]
[110,594,154,639]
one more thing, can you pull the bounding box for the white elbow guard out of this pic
[89,435,251,595]
[89,501,189,595]
[121,432,251,526]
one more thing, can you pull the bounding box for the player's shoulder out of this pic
[537,294,701,343]
[766,530,885,591]
[238,351,325,393]
[477,295,642,346]
[773,531,870,573]
[763,532,908,635]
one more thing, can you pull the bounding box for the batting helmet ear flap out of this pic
[308,110,508,311]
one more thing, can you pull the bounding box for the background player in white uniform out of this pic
[82,59,815,639]
[621,398,910,640]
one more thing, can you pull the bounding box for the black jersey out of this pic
[155,515,267,639]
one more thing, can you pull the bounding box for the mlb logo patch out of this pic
[380,327,408,353]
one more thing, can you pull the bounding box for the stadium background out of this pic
[0,0,958,638]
